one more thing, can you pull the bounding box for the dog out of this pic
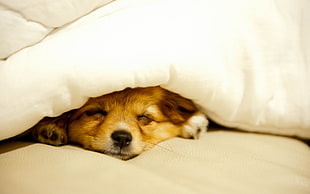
[31,86,208,160]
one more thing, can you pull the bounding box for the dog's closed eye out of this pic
[137,114,153,125]
[85,109,107,120]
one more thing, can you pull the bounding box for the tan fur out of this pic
[31,86,208,160]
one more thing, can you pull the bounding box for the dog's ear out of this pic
[160,90,197,124]
[49,110,75,129]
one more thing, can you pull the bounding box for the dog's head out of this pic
[67,87,197,160]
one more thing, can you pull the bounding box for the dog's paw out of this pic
[181,112,208,139]
[32,123,68,146]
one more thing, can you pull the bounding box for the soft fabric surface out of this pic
[1,130,310,194]
[1,0,310,141]
[0,0,114,59]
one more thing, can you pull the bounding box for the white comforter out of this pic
[1,0,309,140]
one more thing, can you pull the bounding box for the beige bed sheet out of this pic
[1,129,309,194]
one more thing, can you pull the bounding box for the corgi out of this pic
[31,86,208,160]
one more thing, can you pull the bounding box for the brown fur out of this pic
[31,86,207,160]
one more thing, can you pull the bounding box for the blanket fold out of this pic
[1,0,309,140]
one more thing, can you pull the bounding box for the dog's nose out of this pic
[111,130,132,148]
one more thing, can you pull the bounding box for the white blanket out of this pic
[1,0,310,140]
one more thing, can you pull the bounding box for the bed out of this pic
[1,0,309,193]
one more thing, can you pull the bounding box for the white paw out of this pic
[181,112,208,139]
